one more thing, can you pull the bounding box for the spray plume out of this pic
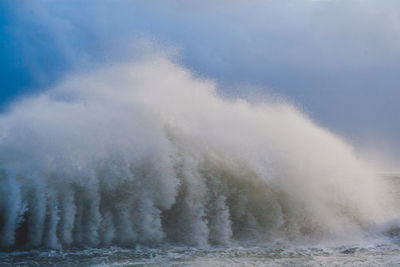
[0,55,397,249]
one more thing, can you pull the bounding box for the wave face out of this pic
[0,55,398,250]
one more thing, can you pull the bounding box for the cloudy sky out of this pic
[1,0,400,163]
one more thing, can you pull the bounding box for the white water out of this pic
[0,55,398,250]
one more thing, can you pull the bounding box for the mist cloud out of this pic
[1,0,400,161]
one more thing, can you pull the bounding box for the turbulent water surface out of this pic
[1,56,400,265]
[2,243,400,266]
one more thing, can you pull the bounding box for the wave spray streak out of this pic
[0,56,397,249]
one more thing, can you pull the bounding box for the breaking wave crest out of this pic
[0,56,398,250]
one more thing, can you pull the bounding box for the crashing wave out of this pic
[0,56,397,250]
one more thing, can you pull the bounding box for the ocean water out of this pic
[1,56,400,266]
[2,243,400,266]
